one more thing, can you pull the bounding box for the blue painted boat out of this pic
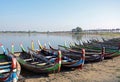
[0,43,21,82]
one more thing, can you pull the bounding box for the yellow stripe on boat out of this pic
[0,62,11,65]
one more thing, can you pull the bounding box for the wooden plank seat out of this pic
[0,62,11,65]
[24,58,39,62]
[31,62,40,64]
[36,63,47,66]
[0,65,11,69]
[0,68,11,73]
[45,56,53,59]
[24,58,33,62]
[0,61,11,74]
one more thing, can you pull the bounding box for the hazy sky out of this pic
[0,0,120,31]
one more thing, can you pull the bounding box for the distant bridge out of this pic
[84,28,120,33]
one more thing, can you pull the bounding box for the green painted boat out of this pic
[59,43,120,59]
[12,43,62,73]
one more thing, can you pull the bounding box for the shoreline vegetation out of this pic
[0,28,120,34]
[0,27,120,38]
[0,30,120,36]
[0,30,120,33]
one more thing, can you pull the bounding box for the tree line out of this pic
[72,27,83,33]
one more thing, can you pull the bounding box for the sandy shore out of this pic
[18,56,120,82]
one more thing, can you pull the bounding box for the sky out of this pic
[0,0,120,31]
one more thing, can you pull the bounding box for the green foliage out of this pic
[72,27,82,33]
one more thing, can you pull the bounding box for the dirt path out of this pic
[19,56,120,82]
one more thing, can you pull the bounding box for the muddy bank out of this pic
[18,56,120,82]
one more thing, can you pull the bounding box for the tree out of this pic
[72,27,82,33]
[72,29,76,32]
[76,27,82,32]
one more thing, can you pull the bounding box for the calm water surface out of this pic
[0,33,118,52]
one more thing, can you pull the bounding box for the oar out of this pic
[20,43,35,61]
[27,48,35,61]
[28,47,56,64]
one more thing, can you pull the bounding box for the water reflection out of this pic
[72,34,83,41]
[0,33,119,53]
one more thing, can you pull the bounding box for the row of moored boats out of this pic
[0,38,120,82]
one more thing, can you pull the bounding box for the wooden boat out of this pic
[0,44,21,82]
[61,49,85,68]
[59,42,120,59]
[29,41,86,68]
[29,46,86,68]
[38,42,104,65]
[49,44,105,63]
[88,38,120,48]
[73,40,119,52]
[12,43,62,73]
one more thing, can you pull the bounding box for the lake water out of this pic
[0,33,118,53]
